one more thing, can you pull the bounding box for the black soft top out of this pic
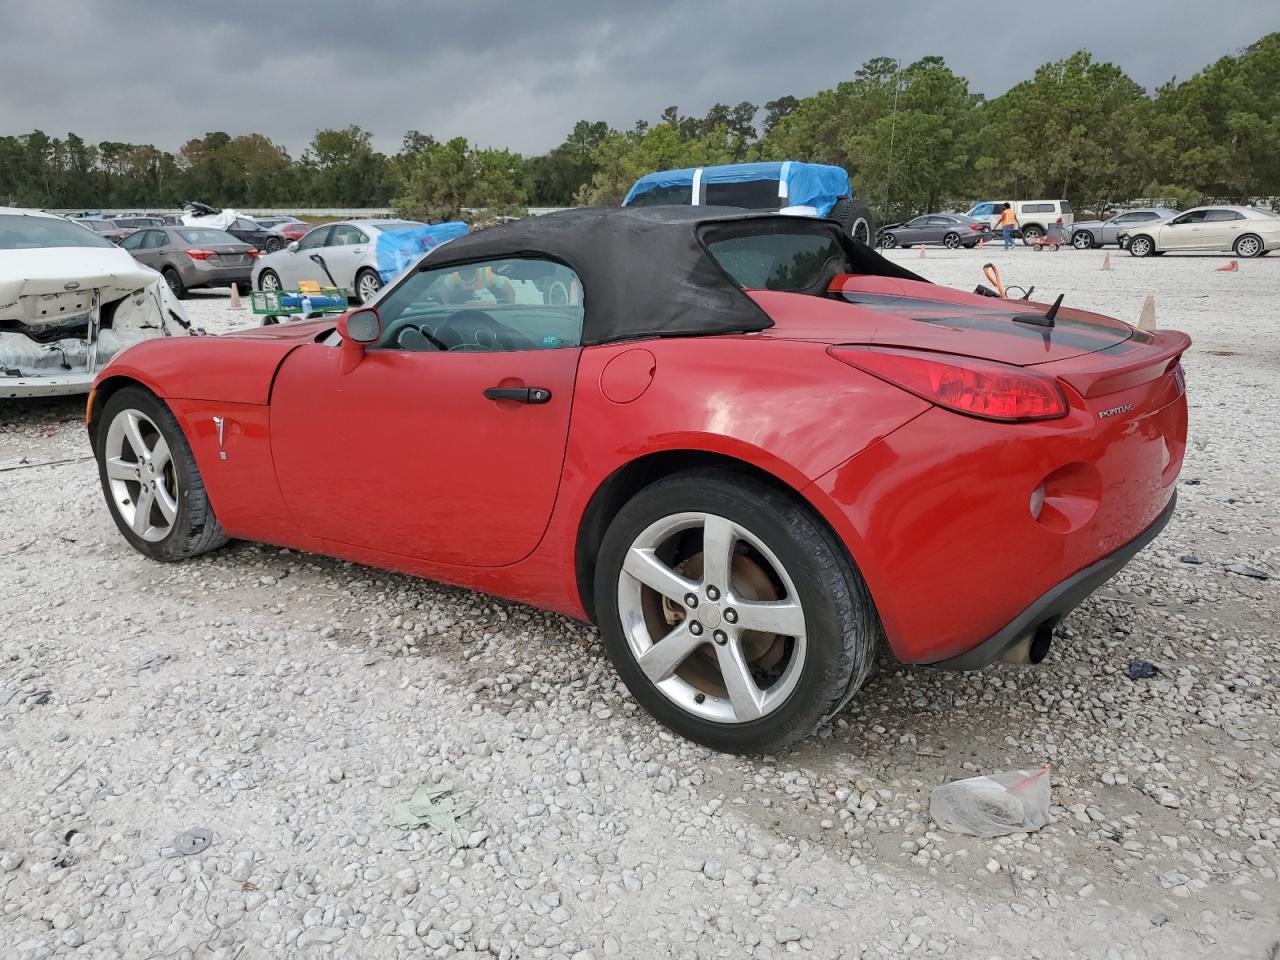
[418,206,925,346]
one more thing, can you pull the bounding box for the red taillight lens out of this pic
[185,249,214,260]
[248,248,259,258]
[829,346,1069,422]
[1055,217,1063,225]
[969,224,983,231]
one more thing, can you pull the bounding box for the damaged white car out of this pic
[1,208,192,398]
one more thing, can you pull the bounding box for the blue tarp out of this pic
[622,161,851,217]
[374,221,469,283]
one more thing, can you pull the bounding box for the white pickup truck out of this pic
[965,200,1074,241]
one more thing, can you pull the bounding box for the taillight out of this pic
[829,346,1069,422]
[1055,217,1063,225]
[968,224,983,231]
[248,248,259,258]
[185,249,214,260]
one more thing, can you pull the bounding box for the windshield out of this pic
[1,216,115,250]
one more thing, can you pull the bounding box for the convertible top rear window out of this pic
[702,225,849,292]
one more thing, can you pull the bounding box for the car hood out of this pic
[0,247,163,322]
[1072,219,1104,230]
[750,275,1134,366]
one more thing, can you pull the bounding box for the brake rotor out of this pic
[661,551,787,673]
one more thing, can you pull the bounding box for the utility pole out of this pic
[884,59,901,226]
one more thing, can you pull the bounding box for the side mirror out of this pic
[337,308,380,374]
[288,241,299,252]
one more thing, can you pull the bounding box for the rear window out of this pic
[1,216,115,250]
[176,228,240,245]
[703,227,847,292]
[626,183,693,207]
[705,179,782,210]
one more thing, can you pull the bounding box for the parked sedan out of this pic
[253,219,428,304]
[879,214,990,249]
[89,207,1189,752]
[1070,208,1177,249]
[75,218,132,244]
[119,226,259,298]
[1121,206,1280,258]
[264,220,309,253]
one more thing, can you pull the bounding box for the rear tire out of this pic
[942,232,961,249]
[829,197,875,246]
[1235,234,1264,258]
[355,268,382,304]
[161,267,187,300]
[594,469,878,753]
[1021,225,1044,243]
[264,236,284,253]
[95,386,229,563]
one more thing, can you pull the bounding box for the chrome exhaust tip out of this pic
[1000,622,1054,665]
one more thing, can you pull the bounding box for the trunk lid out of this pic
[750,275,1134,365]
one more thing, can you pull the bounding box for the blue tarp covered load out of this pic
[374,221,469,283]
[622,161,850,217]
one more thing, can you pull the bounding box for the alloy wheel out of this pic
[102,409,178,543]
[1130,237,1152,257]
[943,233,961,249]
[260,272,280,292]
[851,218,871,245]
[616,511,807,724]
[1237,236,1262,258]
[1072,232,1093,249]
[358,272,381,303]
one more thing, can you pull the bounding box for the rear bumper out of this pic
[187,262,253,288]
[930,492,1176,669]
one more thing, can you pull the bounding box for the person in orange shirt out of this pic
[998,203,1018,249]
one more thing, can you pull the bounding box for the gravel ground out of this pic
[1,247,1277,959]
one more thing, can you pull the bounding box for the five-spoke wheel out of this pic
[103,409,178,543]
[595,469,878,753]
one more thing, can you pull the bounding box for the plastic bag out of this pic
[928,765,1051,838]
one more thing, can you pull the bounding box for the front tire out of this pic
[594,469,878,753]
[258,269,281,292]
[1128,235,1154,257]
[880,232,898,249]
[95,386,229,562]
[1072,231,1094,250]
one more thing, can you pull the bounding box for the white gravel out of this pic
[1,248,1277,959]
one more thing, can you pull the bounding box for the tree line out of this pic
[2,33,1275,223]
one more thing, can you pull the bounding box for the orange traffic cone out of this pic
[918,246,926,258]
[1137,295,1157,332]
[1101,253,1112,271]
[229,283,243,309]
[1216,260,1239,272]
[977,238,985,250]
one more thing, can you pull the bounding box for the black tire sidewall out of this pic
[162,268,187,299]
[594,471,869,753]
[259,269,280,292]
[1129,236,1153,257]
[1235,234,1263,258]
[95,387,204,562]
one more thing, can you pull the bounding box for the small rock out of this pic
[1224,563,1269,580]
[1127,660,1160,680]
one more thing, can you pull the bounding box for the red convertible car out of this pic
[87,208,1189,752]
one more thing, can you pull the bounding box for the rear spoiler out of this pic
[1034,330,1191,398]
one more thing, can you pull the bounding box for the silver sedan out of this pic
[251,219,424,304]
[1070,208,1177,249]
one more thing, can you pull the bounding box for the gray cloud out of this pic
[2,0,1276,157]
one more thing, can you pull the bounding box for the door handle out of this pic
[484,386,552,404]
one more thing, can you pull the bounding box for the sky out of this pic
[2,0,1276,158]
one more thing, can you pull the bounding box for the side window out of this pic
[1204,209,1244,222]
[296,226,332,250]
[373,258,585,353]
[330,224,369,246]
[1170,211,1207,225]
[926,216,952,226]
[120,232,145,251]
[145,230,168,249]
[1021,203,1053,214]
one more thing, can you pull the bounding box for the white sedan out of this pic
[251,219,428,304]
[1122,205,1279,258]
